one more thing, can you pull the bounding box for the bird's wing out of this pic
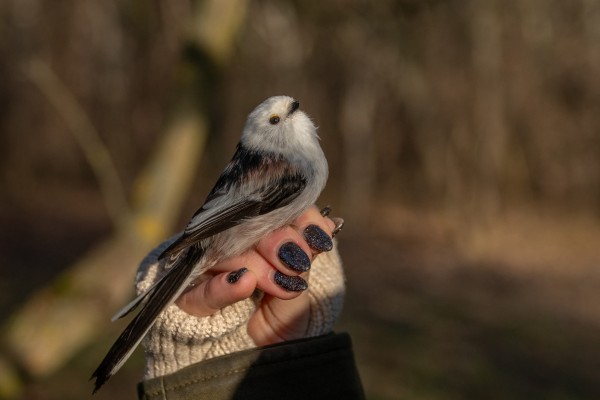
[159,149,307,260]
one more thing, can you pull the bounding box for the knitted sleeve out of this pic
[135,236,345,379]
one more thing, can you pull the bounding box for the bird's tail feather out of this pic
[111,281,156,321]
[91,246,204,393]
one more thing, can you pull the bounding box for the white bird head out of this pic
[241,96,321,159]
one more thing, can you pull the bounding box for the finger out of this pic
[319,205,332,217]
[255,226,313,275]
[318,205,345,237]
[257,265,310,300]
[273,270,309,292]
[253,208,333,296]
[248,289,310,346]
[214,248,309,301]
[330,217,345,237]
[252,206,334,296]
[176,267,258,317]
[292,206,335,254]
[296,205,336,233]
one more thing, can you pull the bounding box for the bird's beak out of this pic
[289,100,300,115]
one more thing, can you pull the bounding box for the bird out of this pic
[91,95,328,392]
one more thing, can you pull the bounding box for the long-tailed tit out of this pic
[91,96,328,392]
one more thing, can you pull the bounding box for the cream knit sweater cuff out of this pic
[135,236,345,379]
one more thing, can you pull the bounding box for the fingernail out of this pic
[331,217,345,238]
[320,205,332,217]
[278,242,311,272]
[303,225,333,252]
[227,267,248,284]
[274,271,308,292]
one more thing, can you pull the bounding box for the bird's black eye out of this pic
[269,115,280,125]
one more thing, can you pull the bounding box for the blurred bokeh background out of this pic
[1,0,600,399]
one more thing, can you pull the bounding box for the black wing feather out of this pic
[159,172,307,260]
[259,173,307,214]
[158,200,264,259]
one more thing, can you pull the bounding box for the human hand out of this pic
[175,205,340,345]
[135,205,345,378]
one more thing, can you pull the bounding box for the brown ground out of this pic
[338,205,600,400]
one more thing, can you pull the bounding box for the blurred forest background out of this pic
[1,0,600,399]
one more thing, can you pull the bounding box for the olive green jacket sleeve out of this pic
[138,332,365,400]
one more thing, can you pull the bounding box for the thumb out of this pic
[248,279,311,346]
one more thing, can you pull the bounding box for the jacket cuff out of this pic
[138,332,365,400]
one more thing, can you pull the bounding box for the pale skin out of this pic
[175,205,336,346]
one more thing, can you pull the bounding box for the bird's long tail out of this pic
[91,246,204,393]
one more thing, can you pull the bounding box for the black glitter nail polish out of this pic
[274,271,308,292]
[303,224,333,252]
[227,267,248,284]
[320,205,332,217]
[278,242,311,272]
